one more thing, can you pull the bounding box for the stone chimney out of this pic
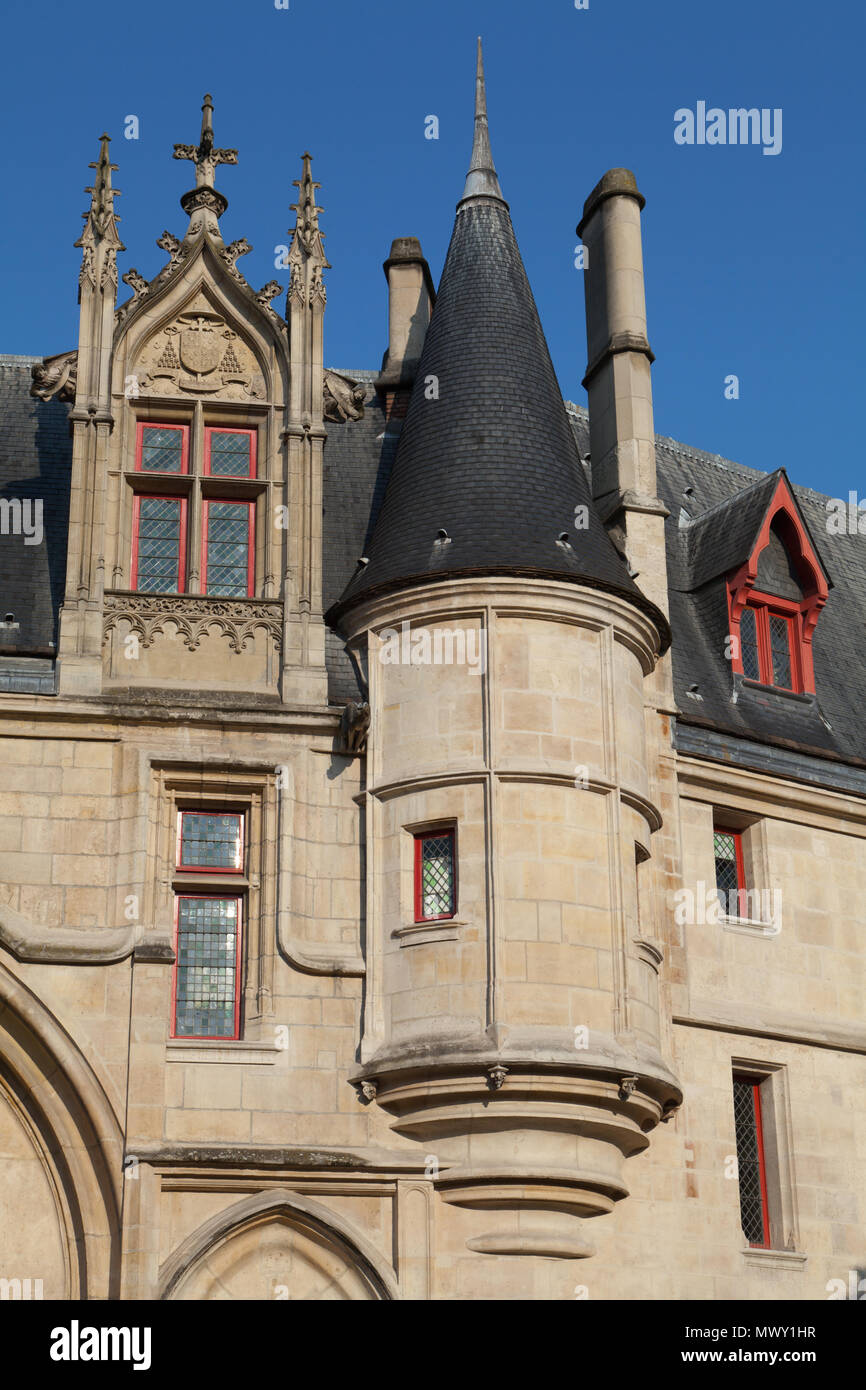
[577,169,669,616]
[378,237,434,412]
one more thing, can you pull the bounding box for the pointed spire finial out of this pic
[460,36,505,206]
[75,133,124,298]
[290,151,329,263]
[173,93,238,228]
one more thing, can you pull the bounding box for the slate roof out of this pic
[2,340,864,774]
[328,195,655,631]
[0,356,71,661]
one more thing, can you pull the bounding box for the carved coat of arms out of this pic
[179,318,222,378]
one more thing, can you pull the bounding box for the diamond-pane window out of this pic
[206,428,254,477]
[179,812,243,872]
[713,828,745,916]
[133,495,185,593]
[415,830,455,920]
[138,424,186,473]
[739,605,761,681]
[203,500,253,596]
[173,895,241,1039]
[769,614,792,689]
[732,1076,770,1247]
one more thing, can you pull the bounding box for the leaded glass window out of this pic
[179,812,244,872]
[204,501,252,596]
[739,605,761,681]
[769,613,792,689]
[732,1076,770,1246]
[207,428,254,477]
[415,830,455,920]
[713,829,744,915]
[138,424,186,473]
[133,495,184,593]
[173,895,241,1038]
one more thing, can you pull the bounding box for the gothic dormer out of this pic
[54,96,329,703]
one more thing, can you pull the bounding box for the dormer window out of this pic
[738,601,797,691]
[726,476,830,696]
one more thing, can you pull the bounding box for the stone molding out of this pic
[103,592,284,655]
[157,1188,400,1300]
[0,901,172,965]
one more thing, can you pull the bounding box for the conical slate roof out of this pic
[330,42,662,633]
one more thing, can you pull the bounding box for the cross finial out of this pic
[173,92,238,190]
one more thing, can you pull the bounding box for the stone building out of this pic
[0,42,862,1301]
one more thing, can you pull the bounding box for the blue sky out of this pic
[1,0,862,501]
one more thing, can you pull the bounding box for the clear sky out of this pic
[1,0,862,502]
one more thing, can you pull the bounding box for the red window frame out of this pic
[171,892,243,1041]
[414,828,456,922]
[739,597,800,692]
[130,493,188,593]
[714,826,747,918]
[176,810,245,875]
[134,421,189,474]
[204,426,257,478]
[733,1074,772,1249]
[200,498,255,597]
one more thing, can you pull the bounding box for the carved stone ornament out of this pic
[220,238,252,277]
[339,699,370,754]
[134,293,266,400]
[255,280,284,310]
[486,1064,509,1091]
[323,369,366,423]
[618,1074,640,1101]
[103,593,283,654]
[353,1079,377,1103]
[122,267,150,300]
[30,350,78,403]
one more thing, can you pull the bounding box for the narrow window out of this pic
[732,1074,771,1248]
[202,500,254,597]
[172,894,242,1039]
[414,829,456,921]
[713,827,746,918]
[768,612,793,689]
[739,605,761,681]
[204,427,256,478]
[178,811,244,873]
[131,494,187,593]
[136,422,188,474]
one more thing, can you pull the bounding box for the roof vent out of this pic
[357,557,369,567]
[684,682,703,702]
[683,486,694,498]
[435,529,451,543]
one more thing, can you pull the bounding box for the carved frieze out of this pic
[103,592,283,654]
[134,296,266,400]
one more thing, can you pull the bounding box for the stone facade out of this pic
[0,63,862,1303]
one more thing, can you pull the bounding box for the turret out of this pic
[327,40,681,1259]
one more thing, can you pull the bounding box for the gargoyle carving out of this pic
[30,350,78,403]
[323,369,366,423]
[340,700,370,754]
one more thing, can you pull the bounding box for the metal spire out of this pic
[460,37,505,205]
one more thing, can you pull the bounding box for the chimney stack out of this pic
[577,169,669,615]
[378,237,434,410]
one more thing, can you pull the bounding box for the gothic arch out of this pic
[0,961,123,1299]
[159,1189,400,1301]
